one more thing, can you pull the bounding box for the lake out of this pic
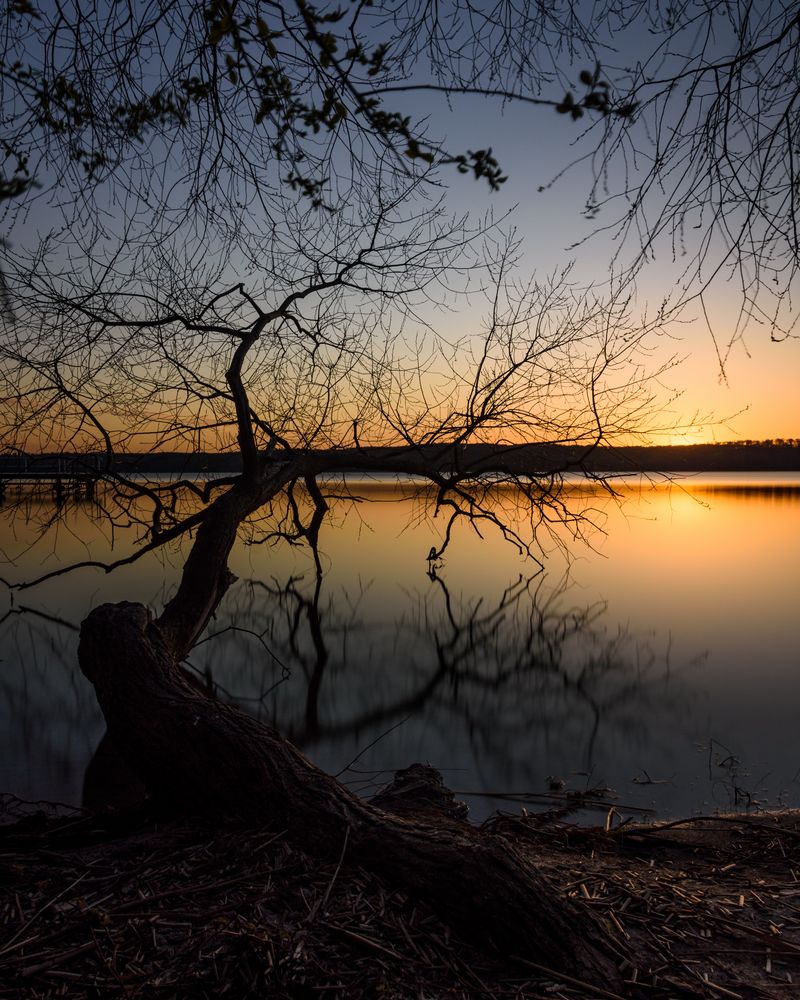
[1,472,798,822]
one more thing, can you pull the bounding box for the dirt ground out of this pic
[2,798,800,998]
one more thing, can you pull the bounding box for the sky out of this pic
[404,88,800,444]
[5,1,799,450]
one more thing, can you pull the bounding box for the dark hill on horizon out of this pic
[2,441,799,476]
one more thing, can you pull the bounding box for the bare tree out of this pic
[579,1,800,348]
[3,0,797,346]
[0,214,671,988]
[0,0,757,986]
[353,0,800,344]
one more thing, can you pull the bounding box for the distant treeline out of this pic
[2,440,800,476]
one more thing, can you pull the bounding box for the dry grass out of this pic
[3,798,800,998]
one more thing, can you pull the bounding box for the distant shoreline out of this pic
[2,441,800,477]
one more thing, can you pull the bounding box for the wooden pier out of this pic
[0,468,99,503]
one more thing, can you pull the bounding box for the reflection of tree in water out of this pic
[188,560,701,807]
[0,606,102,803]
[0,499,702,814]
[0,479,700,814]
[0,533,702,815]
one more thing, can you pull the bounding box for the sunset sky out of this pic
[6,3,798,451]
[409,89,800,444]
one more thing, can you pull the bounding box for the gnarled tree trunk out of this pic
[78,599,626,988]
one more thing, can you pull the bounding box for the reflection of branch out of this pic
[197,567,689,791]
[2,503,209,593]
[190,622,290,703]
[0,591,79,632]
[246,568,330,740]
[0,612,101,800]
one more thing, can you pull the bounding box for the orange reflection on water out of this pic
[1,472,799,817]
[557,475,800,681]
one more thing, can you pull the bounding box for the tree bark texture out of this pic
[78,601,625,987]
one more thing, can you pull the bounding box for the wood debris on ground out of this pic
[2,795,800,998]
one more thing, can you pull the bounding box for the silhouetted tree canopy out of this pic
[2,0,798,341]
[2,5,798,985]
[2,0,695,560]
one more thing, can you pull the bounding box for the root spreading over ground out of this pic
[3,797,800,998]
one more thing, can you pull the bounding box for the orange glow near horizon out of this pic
[4,301,798,455]
[652,322,800,444]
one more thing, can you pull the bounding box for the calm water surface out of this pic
[1,472,798,821]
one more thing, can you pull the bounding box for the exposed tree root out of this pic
[78,600,627,987]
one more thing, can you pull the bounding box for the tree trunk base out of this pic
[78,601,627,988]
